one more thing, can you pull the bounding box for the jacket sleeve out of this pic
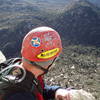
[43,84,61,100]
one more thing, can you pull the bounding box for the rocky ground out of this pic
[45,45,100,100]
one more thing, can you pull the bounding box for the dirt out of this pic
[44,45,100,100]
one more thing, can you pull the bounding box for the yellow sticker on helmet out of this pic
[37,48,59,59]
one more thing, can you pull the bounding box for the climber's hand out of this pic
[55,89,95,100]
[55,89,71,100]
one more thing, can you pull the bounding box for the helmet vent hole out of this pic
[41,49,44,52]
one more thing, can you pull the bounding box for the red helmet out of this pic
[21,26,62,62]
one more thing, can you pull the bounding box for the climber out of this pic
[0,26,95,100]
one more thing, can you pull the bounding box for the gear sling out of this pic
[0,58,44,100]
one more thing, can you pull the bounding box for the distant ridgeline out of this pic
[0,0,100,58]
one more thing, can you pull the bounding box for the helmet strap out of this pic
[23,58,56,76]
[38,58,56,76]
